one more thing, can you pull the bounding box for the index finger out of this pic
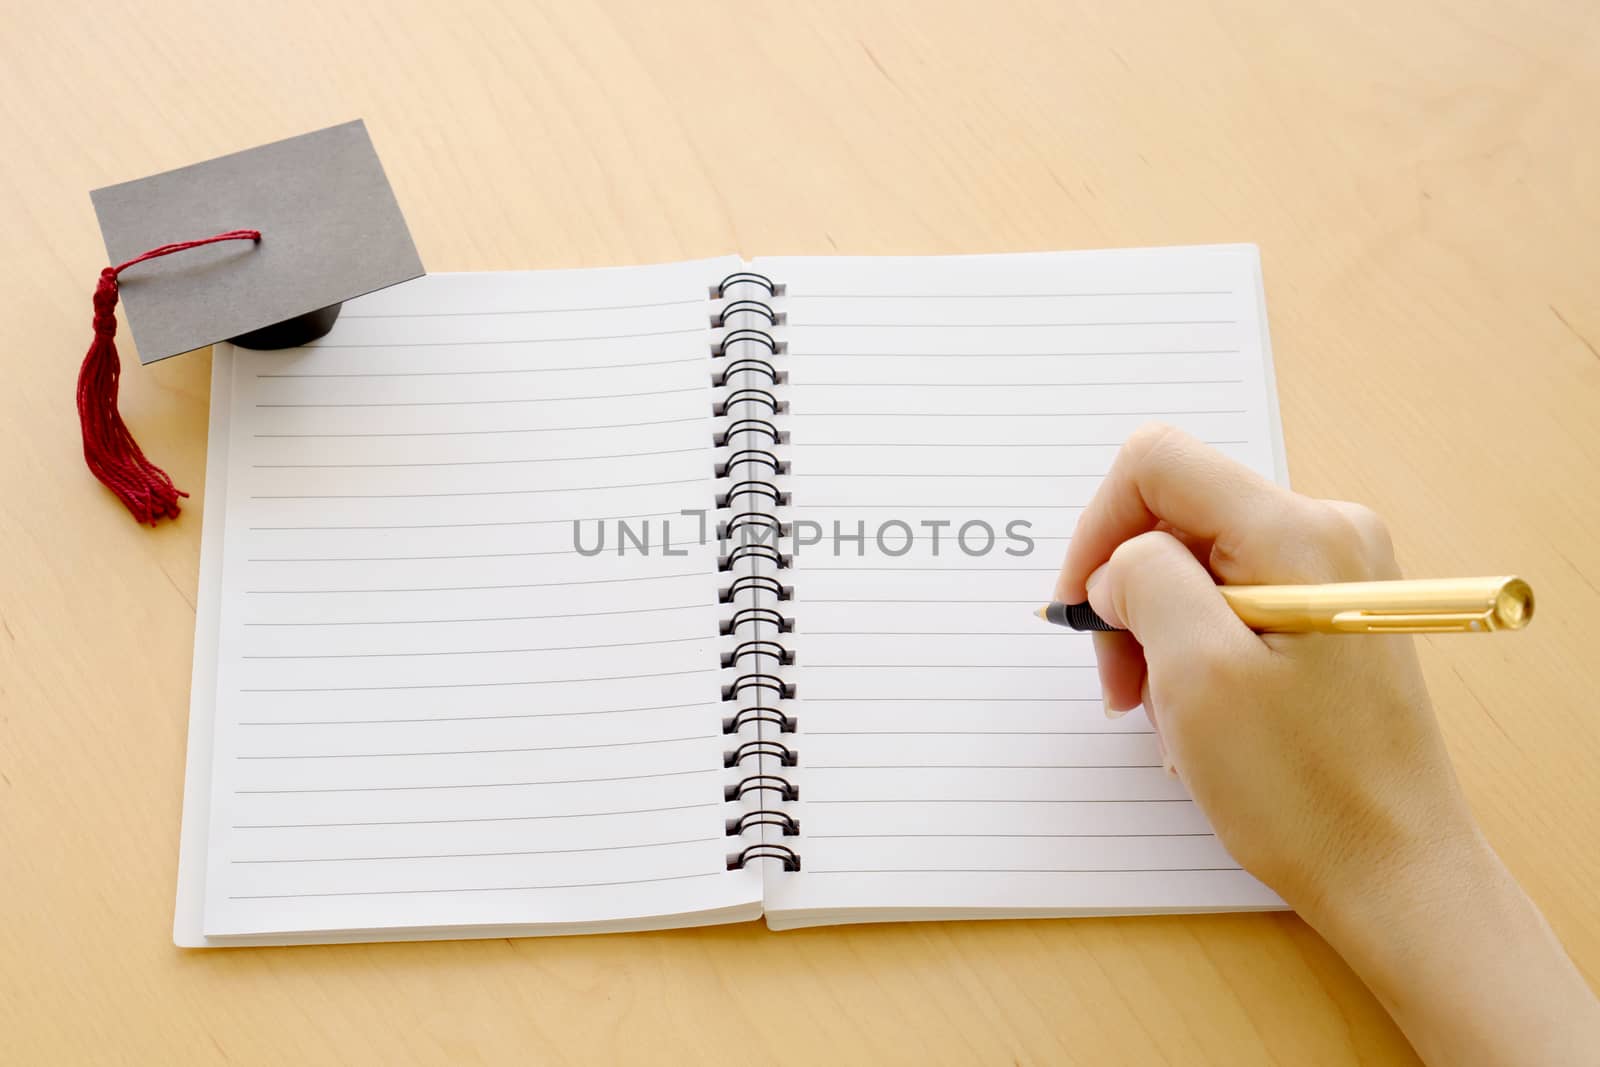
[1056,423,1288,601]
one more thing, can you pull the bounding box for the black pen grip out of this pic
[1045,601,1122,632]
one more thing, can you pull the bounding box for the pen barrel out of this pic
[1218,576,1533,633]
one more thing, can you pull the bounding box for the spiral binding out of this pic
[714,270,801,874]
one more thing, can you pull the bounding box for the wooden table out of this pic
[4,2,1597,1062]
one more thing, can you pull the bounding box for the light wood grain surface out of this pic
[3,1,1598,1062]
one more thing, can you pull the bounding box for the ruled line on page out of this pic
[790,505,1081,511]
[243,604,708,627]
[248,510,685,533]
[800,599,1044,605]
[794,440,1245,448]
[232,836,723,864]
[257,355,707,378]
[237,734,716,759]
[808,832,1208,839]
[805,730,1147,737]
[803,632,1079,638]
[304,326,707,348]
[791,473,1103,480]
[795,379,1245,388]
[799,696,1104,703]
[253,416,705,439]
[802,867,1245,875]
[256,387,705,409]
[234,766,713,794]
[236,700,707,726]
[246,572,704,595]
[796,568,1062,574]
[248,547,581,563]
[234,802,721,830]
[238,700,707,726]
[805,798,1195,804]
[794,409,1248,418]
[340,297,706,318]
[803,664,1096,670]
[248,533,714,562]
[252,445,708,469]
[787,291,1235,299]
[807,763,1161,770]
[782,535,1072,545]
[238,668,714,693]
[795,320,1237,328]
[229,871,724,900]
[790,350,1241,358]
[241,635,711,660]
[250,476,705,501]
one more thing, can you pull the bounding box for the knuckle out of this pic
[1126,420,1178,452]
[1345,502,1389,541]
[1124,421,1184,466]
[1109,529,1177,570]
[1303,500,1361,549]
[1332,501,1397,563]
[1305,499,1395,575]
[1225,496,1395,583]
[1292,501,1374,578]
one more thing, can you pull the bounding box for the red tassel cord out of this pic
[77,229,260,524]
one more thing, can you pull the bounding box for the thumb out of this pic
[1086,530,1254,664]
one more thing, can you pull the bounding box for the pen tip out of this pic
[1034,605,1048,620]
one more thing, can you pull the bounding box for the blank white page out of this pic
[197,258,762,939]
[755,247,1287,927]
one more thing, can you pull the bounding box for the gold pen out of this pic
[1037,576,1534,634]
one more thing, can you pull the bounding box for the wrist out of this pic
[1273,783,1486,943]
[1301,817,1496,982]
[1296,821,1600,1066]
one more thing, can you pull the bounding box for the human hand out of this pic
[1055,425,1600,1065]
[1054,423,1472,919]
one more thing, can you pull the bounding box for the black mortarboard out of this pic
[79,120,424,523]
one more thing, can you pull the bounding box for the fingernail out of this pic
[1103,696,1128,720]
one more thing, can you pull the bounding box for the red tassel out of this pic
[77,229,260,524]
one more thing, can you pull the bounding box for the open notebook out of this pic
[175,245,1288,946]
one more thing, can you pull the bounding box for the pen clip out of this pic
[1331,610,1496,634]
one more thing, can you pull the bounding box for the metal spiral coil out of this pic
[714,270,800,874]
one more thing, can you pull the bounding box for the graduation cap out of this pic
[81,120,424,524]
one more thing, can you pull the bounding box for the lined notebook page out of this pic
[756,247,1286,924]
[200,259,762,938]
